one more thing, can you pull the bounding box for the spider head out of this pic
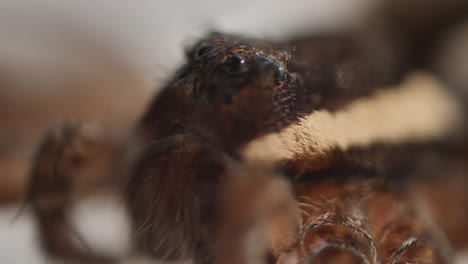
[182,33,289,97]
[174,33,308,147]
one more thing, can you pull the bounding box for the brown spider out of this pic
[22,1,468,263]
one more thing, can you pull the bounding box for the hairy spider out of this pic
[21,1,468,263]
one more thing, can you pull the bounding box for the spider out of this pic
[23,1,468,263]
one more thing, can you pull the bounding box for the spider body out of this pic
[127,32,401,262]
[21,1,468,263]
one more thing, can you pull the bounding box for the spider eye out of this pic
[194,42,213,60]
[274,66,286,85]
[224,54,248,75]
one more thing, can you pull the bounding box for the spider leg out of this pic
[413,159,468,250]
[27,121,125,263]
[367,188,453,264]
[293,180,380,264]
[215,162,301,264]
[290,179,453,264]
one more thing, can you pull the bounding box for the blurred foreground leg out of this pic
[28,121,125,263]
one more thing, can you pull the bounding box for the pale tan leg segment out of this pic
[28,121,125,263]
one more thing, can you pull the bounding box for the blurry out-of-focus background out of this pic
[1,0,467,263]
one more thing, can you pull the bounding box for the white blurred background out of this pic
[1,0,467,263]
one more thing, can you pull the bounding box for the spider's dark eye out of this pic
[194,42,213,60]
[224,54,248,75]
[274,66,286,85]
